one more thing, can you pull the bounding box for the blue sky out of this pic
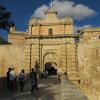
[0,0,100,40]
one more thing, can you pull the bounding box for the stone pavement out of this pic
[61,75,89,100]
[0,75,61,100]
[0,75,89,100]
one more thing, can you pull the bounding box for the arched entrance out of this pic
[43,52,58,75]
[45,62,57,75]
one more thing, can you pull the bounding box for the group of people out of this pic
[7,67,39,93]
[41,70,48,79]
[7,67,16,91]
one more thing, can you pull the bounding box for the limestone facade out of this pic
[0,10,100,100]
[0,10,78,84]
[80,28,100,43]
[0,45,26,76]
[78,28,100,100]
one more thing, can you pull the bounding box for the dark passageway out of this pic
[45,62,57,75]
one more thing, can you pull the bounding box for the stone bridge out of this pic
[0,75,88,100]
[61,75,88,100]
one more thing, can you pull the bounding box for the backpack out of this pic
[18,73,25,81]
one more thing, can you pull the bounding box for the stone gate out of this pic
[0,9,100,100]
[7,10,79,84]
[24,34,78,85]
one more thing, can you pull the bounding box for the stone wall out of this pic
[0,44,26,77]
[80,28,100,43]
[67,43,79,86]
[8,33,27,44]
[78,40,100,100]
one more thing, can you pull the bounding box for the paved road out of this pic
[0,75,88,100]
[0,75,61,100]
[61,75,89,100]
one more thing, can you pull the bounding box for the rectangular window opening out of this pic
[49,28,53,36]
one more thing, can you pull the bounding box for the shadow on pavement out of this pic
[0,75,61,100]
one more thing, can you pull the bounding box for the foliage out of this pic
[75,34,80,39]
[0,4,14,31]
[0,36,8,44]
[75,34,80,42]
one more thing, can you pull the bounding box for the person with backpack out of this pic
[30,68,39,93]
[18,69,26,92]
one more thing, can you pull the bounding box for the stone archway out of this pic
[43,52,58,75]
[45,61,57,75]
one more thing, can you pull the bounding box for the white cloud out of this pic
[74,25,93,34]
[33,5,48,18]
[32,0,97,20]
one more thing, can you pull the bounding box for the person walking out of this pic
[18,69,26,92]
[42,70,48,79]
[9,67,16,91]
[30,68,39,93]
[6,67,11,89]
[34,61,40,77]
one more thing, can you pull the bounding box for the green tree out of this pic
[0,4,14,31]
[0,4,14,44]
[0,36,8,44]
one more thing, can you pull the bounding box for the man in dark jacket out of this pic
[30,68,39,93]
